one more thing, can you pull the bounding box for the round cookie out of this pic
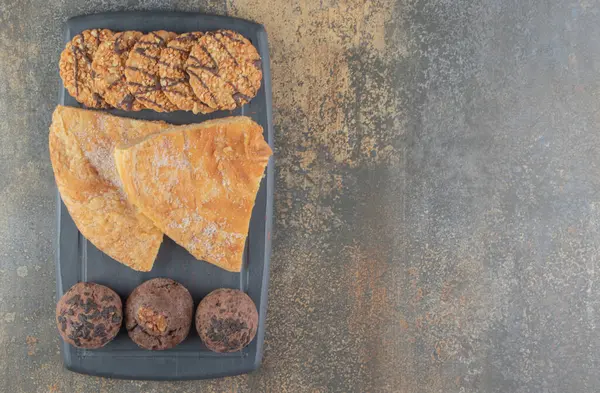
[186,38,237,111]
[158,32,215,114]
[124,31,178,112]
[206,30,263,106]
[125,278,193,350]
[195,288,258,353]
[92,31,145,111]
[55,282,122,349]
[59,29,114,108]
[185,30,262,111]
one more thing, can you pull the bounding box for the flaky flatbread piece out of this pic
[49,105,167,271]
[114,116,272,272]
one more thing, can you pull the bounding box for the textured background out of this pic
[2,0,600,392]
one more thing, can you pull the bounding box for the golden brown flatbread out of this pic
[114,116,272,272]
[48,105,167,271]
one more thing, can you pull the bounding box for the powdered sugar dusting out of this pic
[180,216,191,229]
[203,222,217,237]
[81,136,123,189]
[169,212,245,263]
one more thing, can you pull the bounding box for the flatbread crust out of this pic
[114,116,272,272]
[48,105,167,271]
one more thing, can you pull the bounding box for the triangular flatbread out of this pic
[49,105,166,271]
[114,116,272,272]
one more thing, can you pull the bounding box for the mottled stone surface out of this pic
[1,0,600,392]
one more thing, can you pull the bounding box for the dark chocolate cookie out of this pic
[195,288,258,353]
[55,282,122,349]
[125,278,193,350]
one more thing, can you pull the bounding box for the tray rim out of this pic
[54,11,274,380]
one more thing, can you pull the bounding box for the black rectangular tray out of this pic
[55,12,274,380]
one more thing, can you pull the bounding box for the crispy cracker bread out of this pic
[114,116,272,272]
[48,105,167,271]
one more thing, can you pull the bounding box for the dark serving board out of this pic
[55,12,274,380]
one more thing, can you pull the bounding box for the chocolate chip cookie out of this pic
[125,278,193,350]
[59,29,114,108]
[158,32,215,113]
[56,282,122,349]
[195,288,258,353]
[124,31,178,112]
[93,31,144,111]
